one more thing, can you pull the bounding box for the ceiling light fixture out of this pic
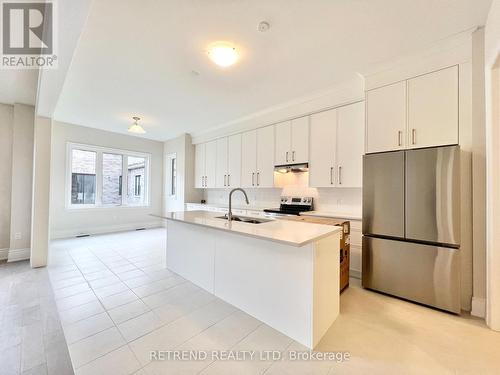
[128,116,146,134]
[207,42,239,67]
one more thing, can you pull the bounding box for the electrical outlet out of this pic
[14,232,22,240]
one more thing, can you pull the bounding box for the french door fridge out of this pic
[362,145,461,313]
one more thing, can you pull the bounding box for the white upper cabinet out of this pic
[336,102,364,187]
[227,134,242,188]
[241,130,257,188]
[204,140,217,189]
[274,116,309,165]
[407,66,459,149]
[290,116,309,164]
[366,65,459,153]
[275,121,291,165]
[309,109,337,187]
[215,135,242,188]
[195,143,205,188]
[215,138,228,188]
[256,126,275,188]
[366,81,407,153]
[309,102,364,188]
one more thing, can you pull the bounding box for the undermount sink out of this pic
[216,215,271,224]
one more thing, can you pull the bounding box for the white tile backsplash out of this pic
[201,183,362,215]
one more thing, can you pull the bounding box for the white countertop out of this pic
[300,211,362,221]
[157,211,341,247]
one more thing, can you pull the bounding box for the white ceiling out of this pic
[54,0,492,141]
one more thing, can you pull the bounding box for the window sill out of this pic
[65,204,152,211]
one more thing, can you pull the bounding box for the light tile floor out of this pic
[10,228,500,374]
[0,260,74,375]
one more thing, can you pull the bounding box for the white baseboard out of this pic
[471,296,486,318]
[50,220,163,240]
[350,269,361,279]
[7,248,30,262]
[0,248,9,261]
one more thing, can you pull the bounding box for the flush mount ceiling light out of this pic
[128,116,146,134]
[207,42,239,67]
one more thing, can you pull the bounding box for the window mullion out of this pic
[123,154,128,206]
[96,151,103,206]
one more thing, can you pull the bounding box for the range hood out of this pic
[274,163,309,174]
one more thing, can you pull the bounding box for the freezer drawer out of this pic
[405,145,460,246]
[362,151,405,238]
[362,236,460,313]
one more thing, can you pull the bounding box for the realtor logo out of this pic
[1,0,57,68]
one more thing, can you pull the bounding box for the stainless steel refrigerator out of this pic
[362,145,461,313]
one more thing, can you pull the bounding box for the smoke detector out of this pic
[258,21,270,32]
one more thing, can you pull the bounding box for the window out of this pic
[166,153,177,198]
[67,143,150,208]
[127,156,146,205]
[71,149,96,205]
[102,153,123,205]
[170,157,177,196]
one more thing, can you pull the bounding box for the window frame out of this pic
[66,142,151,210]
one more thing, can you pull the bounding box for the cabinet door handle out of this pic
[398,130,402,146]
[202,176,205,187]
[412,129,416,145]
[330,167,334,185]
[286,151,289,163]
[292,151,295,162]
[224,175,227,186]
[228,174,230,186]
[257,172,260,186]
[204,176,207,187]
[252,172,255,186]
[338,166,342,185]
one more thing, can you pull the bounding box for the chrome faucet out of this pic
[227,188,249,221]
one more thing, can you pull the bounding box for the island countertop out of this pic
[156,211,341,247]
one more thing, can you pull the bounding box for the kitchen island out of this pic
[160,210,341,349]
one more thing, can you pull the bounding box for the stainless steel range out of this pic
[264,196,313,216]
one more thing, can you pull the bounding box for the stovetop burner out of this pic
[264,196,313,216]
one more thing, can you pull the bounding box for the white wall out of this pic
[31,117,52,267]
[202,186,361,217]
[485,0,500,330]
[191,76,365,144]
[0,103,14,258]
[8,104,35,262]
[50,121,164,239]
[194,76,366,217]
[163,134,203,214]
[471,28,487,318]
